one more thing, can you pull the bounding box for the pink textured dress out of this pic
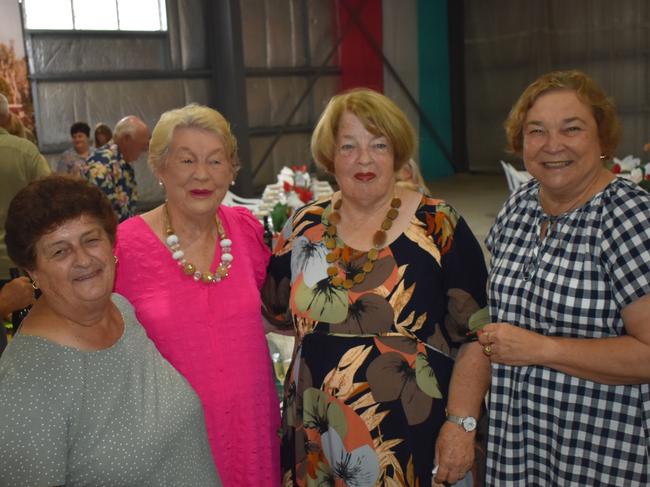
[114,205,280,487]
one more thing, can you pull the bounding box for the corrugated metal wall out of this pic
[464,0,650,172]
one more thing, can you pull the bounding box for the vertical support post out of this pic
[204,0,253,196]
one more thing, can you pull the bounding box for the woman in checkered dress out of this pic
[478,70,650,485]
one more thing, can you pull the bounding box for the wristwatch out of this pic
[446,412,477,432]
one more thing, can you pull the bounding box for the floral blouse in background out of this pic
[56,147,93,178]
[263,195,488,486]
[84,143,137,222]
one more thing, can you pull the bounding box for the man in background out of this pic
[0,93,48,353]
[85,115,149,221]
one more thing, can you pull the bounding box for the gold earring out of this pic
[31,280,39,290]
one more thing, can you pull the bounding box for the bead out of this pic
[163,203,233,284]
[325,196,398,289]
[372,230,387,248]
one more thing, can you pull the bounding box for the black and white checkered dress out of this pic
[485,177,650,485]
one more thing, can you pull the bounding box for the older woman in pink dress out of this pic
[114,104,280,486]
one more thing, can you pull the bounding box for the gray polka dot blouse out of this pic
[0,293,221,486]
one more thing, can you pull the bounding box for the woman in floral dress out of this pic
[263,88,490,486]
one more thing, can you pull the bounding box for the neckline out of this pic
[135,206,228,274]
[323,193,426,252]
[14,294,128,354]
[536,176,616,222]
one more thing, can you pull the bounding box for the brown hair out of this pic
[311,88,416,173]
[5,175,117,270]
[504,70,621,159]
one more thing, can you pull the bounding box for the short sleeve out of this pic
[434,204,488,345]
[229,206,271,290]
[27,143,51,180]
[261,214,298,329]
[0,341,74,486]
[600,188,650,309]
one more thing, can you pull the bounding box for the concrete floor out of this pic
[426,172,510,259]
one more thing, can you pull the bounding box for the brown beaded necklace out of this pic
[323,196,401,289]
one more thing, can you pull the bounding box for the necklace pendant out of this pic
[323,196,401,290]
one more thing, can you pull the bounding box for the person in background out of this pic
[94,122,113,149]
[85,116,149,221]
[114,104,280,486]
[0,176,220,486]
[263,88,489,486]
[0,276,35,356]
[0,93,51,283]
[479,70,650,485]
[56,121,94,177]
[396,157,431,194]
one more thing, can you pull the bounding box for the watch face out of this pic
[462,417,477,432]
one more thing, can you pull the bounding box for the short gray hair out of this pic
[113,115,142,139]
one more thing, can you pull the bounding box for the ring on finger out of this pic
[483,344,492,356]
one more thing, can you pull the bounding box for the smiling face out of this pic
[72,132,90,155]
[158,126,235,218]
[523,89,604,198]
[333,112,396,205]
[29,214,115,311]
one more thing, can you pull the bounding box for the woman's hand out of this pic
[433,421,475,486]
[477,322,548,366]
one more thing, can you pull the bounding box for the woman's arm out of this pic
[433,342,491,485]
[0,277,35,319]
[478,294,650,384]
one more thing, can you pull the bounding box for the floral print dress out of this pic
[263,195,488,486]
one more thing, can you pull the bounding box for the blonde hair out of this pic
[504,70,621,159]
[148,104,239,174]
[396,158,430,194]
[311,88,416,174]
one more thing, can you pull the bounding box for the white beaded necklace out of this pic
[163,203,233,284]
